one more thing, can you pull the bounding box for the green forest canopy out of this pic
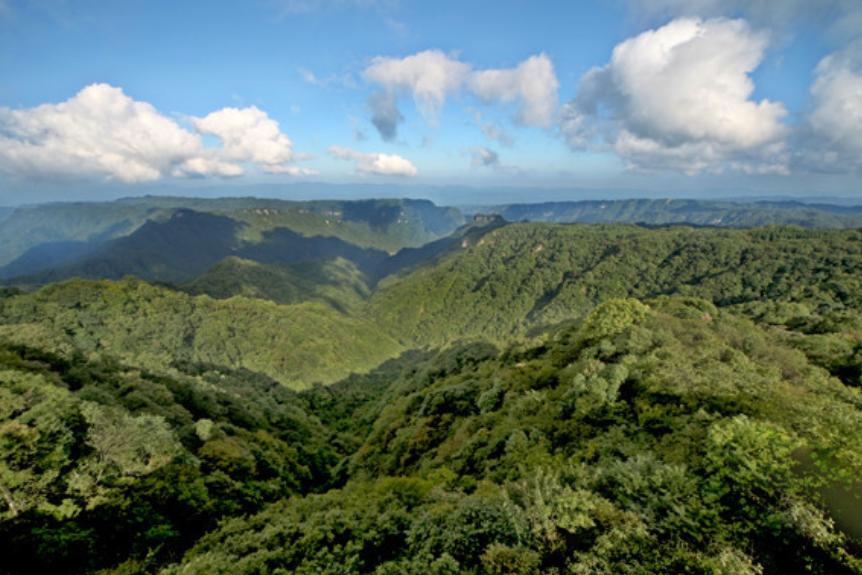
[0,219,861,574]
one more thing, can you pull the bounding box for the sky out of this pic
[0,0,861,205]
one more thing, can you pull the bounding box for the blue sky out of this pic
[0,0,860,204]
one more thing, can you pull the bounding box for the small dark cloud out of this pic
[471,147,499,168]
[368,91,404,142]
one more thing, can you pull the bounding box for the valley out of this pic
[0,196,861,574]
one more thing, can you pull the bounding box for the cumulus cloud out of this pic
[328,145,417,176]
[368,91,404,141]
[192,106,302,173]
[468,54,559,127]
[799,43,862,173]
[627,0,862,37]
[364,50,470,124]
[470,147,499,168]
[562,18,788,174]
[0,83,216,182]
[362,51,559,139]
[0,83,314,182]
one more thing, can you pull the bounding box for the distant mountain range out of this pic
[2,196,861,287]
[1,194,861,574]
[481,198,862,228]
[0,196,464,282]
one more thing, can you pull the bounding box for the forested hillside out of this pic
[2,298,860,574]
[370,224,862,347]
[1,214,861,574]
[183,256,370,311]
[0,279,401,388]
[166,298,862,574]
[0,197,464,279]
[489,199,862,228]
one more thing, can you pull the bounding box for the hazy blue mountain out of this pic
[485,198,862,228]
[0,207,14,223]
[9,209,396,285]
[0,197,464,279]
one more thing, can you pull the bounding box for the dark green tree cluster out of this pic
[1,221,861,574]
[0,344,341,574]
[160,299,862,574]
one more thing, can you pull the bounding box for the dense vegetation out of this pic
[1,199,861,574]
[183,256,370,311]
[166,299,862,574]
[0,279,401,388]
[2,299,860,574]
[490,199,862,229]
[0,342,341,574]
[370,224,862,357]
[0,197,464,279]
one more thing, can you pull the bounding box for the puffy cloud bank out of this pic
[363,50,559,140]
[0,83,314,182]
[561,18,789,174]
[328,145,417,176]
[801,42,862,173]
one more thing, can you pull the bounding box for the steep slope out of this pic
[114,196,464,252]
[0,343,340,575]
[490,198,862,228]
[0,202,165,268]
[183,256,370,311]
[162,298,862,574]
[0,278,402,388]
[13,210,242,284]
[0,197,464,276]
[368,223,862,346]
[11,209,392,285]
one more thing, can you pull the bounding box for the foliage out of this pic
[1,219,862,574]
[159,300,862,574]
[0,278,402,388]
[0,343,340,574]
[494,198,862,229]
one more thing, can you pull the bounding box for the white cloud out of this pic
[192,106,299,173]
[363,50,470,123]
[468,54,559,127]
[264,165,320,176]
[563,18,788,174]
[0,84,314,182]
[176,157,245,178]
[800,43,862,173]
[362,51,560,138]
[627,0,862,38]
[0,83,217,182]
[480,122,513,147]
[328,145,417,176]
